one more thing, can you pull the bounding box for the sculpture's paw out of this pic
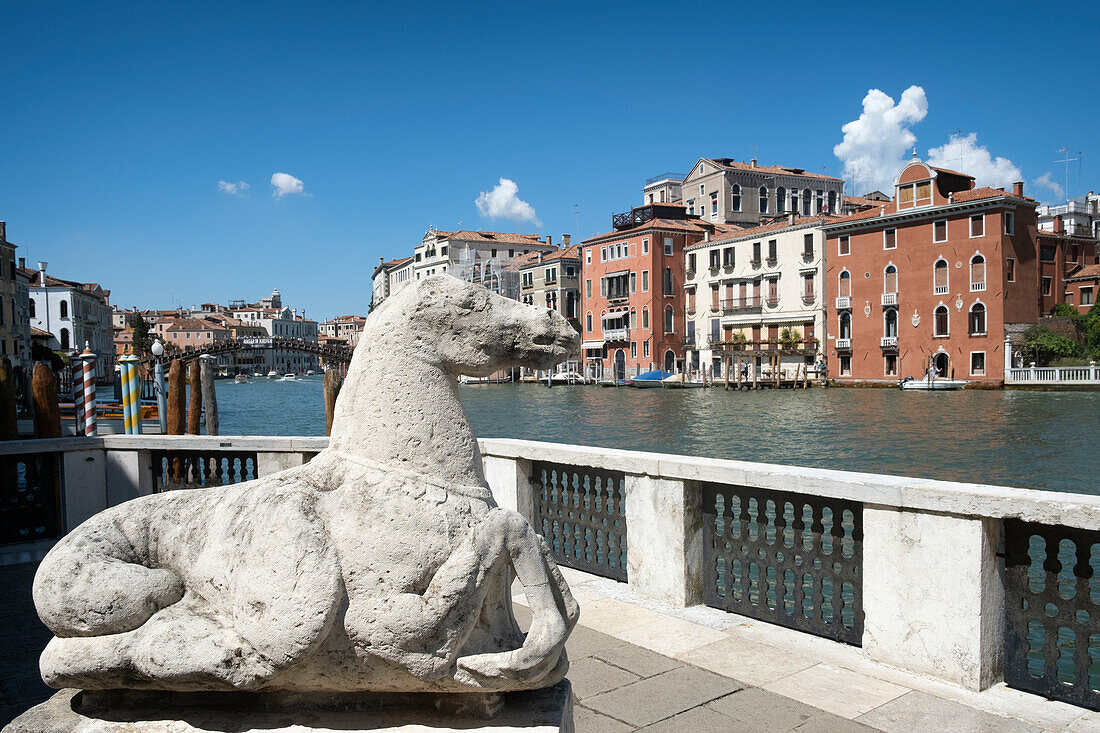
[454,646,568,690]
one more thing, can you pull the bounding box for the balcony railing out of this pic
[970,282,986,292]
[603,327,629,342]
[711,338,818,352]
[765,257,777,266]
[836,337,852,349]
[802,293,816,304]
[881,292,898,306]
[836,296,851,309]
[644,171,686,185]
[880,336,898,349]
[721,297,761,312]
[934,285,949,295]
[802,250,814,261]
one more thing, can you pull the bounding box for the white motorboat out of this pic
[306,369,316,376]
[283,373,296,380]
[549,371,587,385]
[899,376,967,391]
[267,370,278,378]
[661,374,705,389]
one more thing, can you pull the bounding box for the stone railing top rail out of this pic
[3,435,1097,530]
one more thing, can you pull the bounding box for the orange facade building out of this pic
[581,203,733,379]
[822,159,1041,386]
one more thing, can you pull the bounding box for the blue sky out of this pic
[2,1,1097,318]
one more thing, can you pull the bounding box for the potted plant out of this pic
[779,327,801,350]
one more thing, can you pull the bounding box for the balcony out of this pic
[721,297,762,312]
[881,292,898,306]
[765,257,778,267]
[835,337,852,349]
[644,171,686,185]
[603,327,629,342]
[750,258,762,268]
[607,293,630,306]
[766,297,779,308]
[880,336,898,349]
[836,296,851,309]
[934,285,948,295]
[970,282,986,292]
[802,250,814,262]
[802,294,816,304]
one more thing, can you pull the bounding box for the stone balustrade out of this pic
[2,434,1098,711]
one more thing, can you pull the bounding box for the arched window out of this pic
[641,307,649,330]
[664,305,674,333]
[759,186,769,214]
[970,254,986,291]
[934,305,949,336]
[731,184,742,212]
[790,189,799,214]
[838,270,851,298]
[933,259,949,294]
[60,327,70,349]
[884,308,898,337]
[664,350,675,372]
[629,308,637,329]
[839,312,852,339]
[969,302,986,335]
[884,264,898,293]
[827,190,837,213]
[59,300,68,318]
[776,187,786,213]
[802,188,812,215]
[585,312,593,333]
[29,298,35,318]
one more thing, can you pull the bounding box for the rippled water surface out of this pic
[211,377,1099,494]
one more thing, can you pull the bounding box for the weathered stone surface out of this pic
[30,275,581,696]
[3,680,574,732]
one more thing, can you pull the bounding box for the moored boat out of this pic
[899,376,967,390]
[629,370,673,388]
[661,373,705,389]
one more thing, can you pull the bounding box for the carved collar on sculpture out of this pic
[329,450,494,503]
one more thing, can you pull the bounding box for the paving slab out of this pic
[594,644,681,679]
[563,625,626,662]
[856,690,1042,733]
[1064,709,1100,732]
[634,704,739,732]
[763,663,909,719]
[613,616,728,658]
[678,634,817,686]
[566,657,640,700]
[706,687,828,731]
[577,597,668,636]
[574,703,634,733]
[791,714,882,732]
[584,665,742,728]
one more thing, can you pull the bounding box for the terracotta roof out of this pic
[383,256,413,267]
[701,158,843,182]
[1037,229,1097,241]
[30,327,51,338]
[843,195,889,208]
[1065,264,1100,281]
[827,187,1035,226]
[163,318,229,332]
[429,230,550,247]
[518,244,581,268]
[930,166,974,179]
[585,218,742,243]
[695,215,841,248]
[952,186,1034,203]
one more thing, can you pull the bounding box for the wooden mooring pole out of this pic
[33,362,61,438]
[167,360,186,435]
[199,355,218,436]
[0,357,17,440]
[323,369,342,435]
[187,361,202,435]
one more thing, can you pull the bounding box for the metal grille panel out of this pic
[702,483,863,645]
[0,453,63,545]
[1005,519,1100,711]
[152,451,258,491]
[530,462,627,581]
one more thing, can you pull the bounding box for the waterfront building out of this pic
[1064,264,1099,314]
[684,213,835,381]
[229,288,320,373]
[413,229,555,285]
[0,225,32,373]
[1035,216,1098,314]
[822,158,1039,386]
[26,265,114,380]
[1037,191,1100,239]
[13,259,31,374]
[581,202,736,378]
[320,315,368,346]
[372,256,413,308]
[643,158,845,226]
[518,242,581,376]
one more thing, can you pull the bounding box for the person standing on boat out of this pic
[927,363,938,382]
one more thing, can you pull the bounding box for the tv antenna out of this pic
[1055,148,1079,199]
[573,204,580,238]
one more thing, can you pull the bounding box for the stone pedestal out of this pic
[3,681,573,733]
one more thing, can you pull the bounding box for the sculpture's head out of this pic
[389,275,578,377]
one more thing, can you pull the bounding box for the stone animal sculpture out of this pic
[33,275,581,694]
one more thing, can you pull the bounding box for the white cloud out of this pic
[1033,171,1065,202]
[217,180,249,196]
[926,133,1021,189]
[271,172,308,197]
[475,178,542,226]
[833,86,928,193]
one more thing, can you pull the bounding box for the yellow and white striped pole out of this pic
[119,354,142,435]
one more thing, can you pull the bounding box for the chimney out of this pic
[0,222,5,240]
[546,235,552,246]
[562,234,571,246]
[1054,215,1064,234]
[18,257,24,269]
[1012,181,1024,197]
[750,159,757,168]
[704,229,711,243]
[538,252,543,263]
[788,212,796,226]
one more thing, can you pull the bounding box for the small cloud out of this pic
[1033,172,1065,202]
[834,86,928,193]
[926,133,1021,189]
[475,178,542,226]
[271,172,308,197]
[217,180,250,196]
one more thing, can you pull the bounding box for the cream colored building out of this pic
[683,214,835,379]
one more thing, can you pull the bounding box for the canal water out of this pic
[211,377,1099,495]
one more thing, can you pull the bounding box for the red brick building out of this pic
[822,159,1040,386]
[581,203,734,379]
[1035,217,1098,314]
[1064,264,1099,314]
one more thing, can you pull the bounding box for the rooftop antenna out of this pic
[1056,147,1079,199]
[574,204,580,238]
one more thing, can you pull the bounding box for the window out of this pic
[766,240,777,263]
[767,278,778,306]
[709,249,720,269]
[1040,245,1055,262]
[816,190,824,213]
[664,306,674,333]
[839,312,852,339]
[687,253,696,273]
[752,241,761,263]
[643,341,649,358]
[883,228,896,250]
[838,235,850,255]
[838,270,851,297]
[759,186,768,214]
[884,264,898,293]
[840,355,852,376]
[687,199,695,215]
[601,247,606,262]
[802,188,811,215]
[934,305,949,336]
[970,352,986,376]
[916,181,932,203]
[731,185,741,212]
[664,237,673,256]
[722,247,734,267]
[686,289,696,312]
[884,308,898,337]
[898,184,914,205]
[59,300,68,318]
[585,279,592,298]
[790,190,799,214]
[933,220,947,243]
[585,249,592,264]
[630,310,637,328]
[29,298,35,318]
[710,193,718,216]
[1004,211,1014,235]
[970,255,986,291]
[631,342,637,358]
[970,214,984,237]
[1082,287,1093,306]
[642,238,649,254]
[969,303,986,335]
[642,270,649,292]
[934,259,948,294]
[60,327,70,349]
[699,183,705,196]
[803,233,813,258]
[885,354,898,376]
[711,284,720,309]
[630,272,637,293]
[642,308,649,329]
[803,273,815,301]
[1041,276,1052,296]
[1006,258,1015,282]
[827,190,837,213]
[776,187,786,212]
[663,267,673,296]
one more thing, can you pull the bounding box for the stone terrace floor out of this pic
[513,567,1100,733]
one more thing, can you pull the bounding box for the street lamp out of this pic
[151,339,167,434]
[37,261,50,347]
